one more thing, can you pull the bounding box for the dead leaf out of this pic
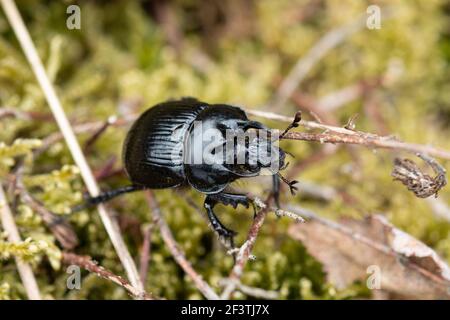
[288,213,450,299]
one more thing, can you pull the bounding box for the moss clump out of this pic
[0,0,449,299]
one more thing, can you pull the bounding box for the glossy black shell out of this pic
[123,100,205,188]
[123,100,253,193]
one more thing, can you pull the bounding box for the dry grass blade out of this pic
[0,0,144,294]
[0,185,41,300]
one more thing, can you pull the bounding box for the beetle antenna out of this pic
[284,150,295,159]
[280,161,290,171]
[279,111,302,140]
[277,172,298,195]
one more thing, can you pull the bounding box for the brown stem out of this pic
[61,252,154,300]
[139,222,155,285]
[220,195,273,299]
[12,174,79,250]
[281,131,450,160]
[144,191,220,300]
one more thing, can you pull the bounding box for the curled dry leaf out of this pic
[392,154,447,198]
[288,214,450,299]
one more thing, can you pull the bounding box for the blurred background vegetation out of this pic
[0,0,450,299]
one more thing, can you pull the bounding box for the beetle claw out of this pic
[277,173,299,197]
[218,229,237,251]
[288,180,299,195]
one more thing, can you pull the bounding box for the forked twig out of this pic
[220,195,273,299]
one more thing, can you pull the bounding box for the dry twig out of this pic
[144,191,220,300]
[219,192,306,299]
[83,115,117,153]
[220,195,272,299]
[139,221,155,285]
[10,172,79,250]
[270,13,380,112]
[61,252,154,300]
[244,108,450,160]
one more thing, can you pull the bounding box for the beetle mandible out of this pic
[78,98,300,246]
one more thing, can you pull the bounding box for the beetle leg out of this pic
[72,185,145,212]
[272,174,281,209]
[204,195,237,248]
[208,192,258,218]
[208,193,249,209]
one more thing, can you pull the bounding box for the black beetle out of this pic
[79,98,299,246]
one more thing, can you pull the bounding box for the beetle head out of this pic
[224,124,287,177]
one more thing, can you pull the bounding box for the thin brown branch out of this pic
[93,155,120,181]
[10,171,79,250]
[244,108,450,160]
[269,13,382,112]
[287,205,392,255]
[139,222,155,285]
[317,77,382,112]
[83,115,117,153]
[282,131,450,160]
[61,252,154,300]
[218,193,308,299]
[246,108,372,134]
[0,184,41,300]
[144,191,220,300]
[318,59,403,113]
[0,107,31,120]
[220,195,272,299]
[291,92,338,125]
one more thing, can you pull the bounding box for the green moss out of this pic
[0,0,449,299]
